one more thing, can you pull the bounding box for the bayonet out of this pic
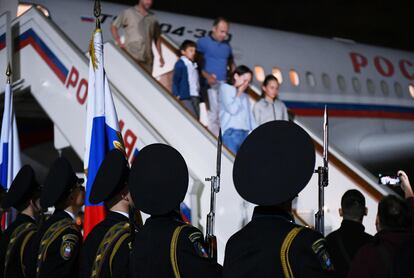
[315,106,329,235]
[205,129,222,261]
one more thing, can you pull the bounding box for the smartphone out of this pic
[378,174,400,186]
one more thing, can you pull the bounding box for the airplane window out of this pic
[380,81,389,96]
[409,84,414,99]
[394,82,403,97]
[289,70,299,87]
[352,77,361,93]
[272,68,283,84]
[367,79,375,94]
[322,73,331,89]
[17,4,50,17]
[337,75,346,92]
[254,66,265,82]
[306,72,316,87]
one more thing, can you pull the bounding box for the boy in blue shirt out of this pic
[173,40,200,118]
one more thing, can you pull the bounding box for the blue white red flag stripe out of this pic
[0,80,22,230]
[83,27,125,238]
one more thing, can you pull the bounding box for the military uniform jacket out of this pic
[25,210,82,278]
[80,211,130,278]
[223,206,335,278]
[130,212,222,278]
[0,230,3,277]
[0,214,37,278]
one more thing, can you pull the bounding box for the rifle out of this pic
[315,106,329,235]
[205,129,222,261]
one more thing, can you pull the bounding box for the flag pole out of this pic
[6,63,11,84]
[94,0,101,29]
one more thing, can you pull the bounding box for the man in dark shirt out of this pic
[348,170,414,278]
[326,189,373,278]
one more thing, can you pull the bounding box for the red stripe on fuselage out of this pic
[291,108,414,120]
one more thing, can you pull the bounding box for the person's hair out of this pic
[213,17,229,27]
[105,186,128,209]
[230,65,252,85]
[341,189,366,221]
[54,185,78,210]
[179,40,197,52]
[11,187,41,212]
[261,75,279,98]
[378,195,411,230]
[16,199,31,212]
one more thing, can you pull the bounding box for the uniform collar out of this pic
[17,213,36,223]
[111,210,130,220]
[252,205,295,223]
[147,210,182,222]
[64,210,76,221]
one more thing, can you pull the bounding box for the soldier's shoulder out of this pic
[178,225,209,258]
[295,225,324,242]
[293,226,335,272]
[178,224,203,240]
[57,227,81,261]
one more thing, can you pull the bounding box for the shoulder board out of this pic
[170,225,190,278]
[311,238,335,271]
[91,221,130,278]
[4,222,37,275]
[36,218,79,274]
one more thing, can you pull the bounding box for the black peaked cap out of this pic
[90,149,130,204]
[2,165,41,209]
[41,156,84,209]
[128,143,188,215]
[233,121,315,206]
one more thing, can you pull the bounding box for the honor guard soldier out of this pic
[25,157,85,278]
[223,121,336,277]
[128,144,222,278]
[0,166,42,278]
[0,185,5,241]
[0,186,5,277]
[80,149,131,278]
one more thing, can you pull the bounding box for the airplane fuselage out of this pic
[20,0,414,177]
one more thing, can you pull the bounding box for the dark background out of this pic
[108,0,413,52]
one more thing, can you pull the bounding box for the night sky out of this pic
[108,0,413,52]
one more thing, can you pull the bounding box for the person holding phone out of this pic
[347,170,414,278]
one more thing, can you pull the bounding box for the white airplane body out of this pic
[16,0,414,178]
[0,0,412,259]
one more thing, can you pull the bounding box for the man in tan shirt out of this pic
[111,0,164,74]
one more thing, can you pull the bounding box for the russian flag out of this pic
[84,27,125,238]
[0,75,22,230]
